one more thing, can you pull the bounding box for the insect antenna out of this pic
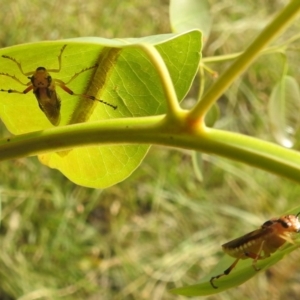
[82,94,117,110]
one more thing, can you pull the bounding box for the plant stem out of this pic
[2,116,300,184]
[188,0,300,122]
[132,44,182,116]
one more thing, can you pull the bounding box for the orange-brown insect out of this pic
[0,45,117,126]
[210,213,300,289]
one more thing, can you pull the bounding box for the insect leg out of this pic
[1,55,33,76]
[0,73,30,86]
[1,85,33,95]
[54,79,117,110]
[0,72,33,95]
[47,45,67,73]
[210,257,240,289]
[244,240,265,271]
[63,65,98,85]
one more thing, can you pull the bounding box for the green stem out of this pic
[131,44,182,116]
[188,0,300,121]
[2,116,300,183]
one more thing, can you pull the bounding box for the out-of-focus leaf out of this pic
[205,103,219,127]
[191,151,203,182]
[268,75,300,148]
[170,0,212,42]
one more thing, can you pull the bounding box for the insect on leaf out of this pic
[0,31,202,188]
[171,210,300,296]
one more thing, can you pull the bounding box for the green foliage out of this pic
[170,0,212,40]
[0,33,201,188]
[268,75,300,148]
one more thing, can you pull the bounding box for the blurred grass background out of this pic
[1,0,300,299]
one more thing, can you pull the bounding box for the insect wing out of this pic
[35,87,61,126]
[222,227,273,249]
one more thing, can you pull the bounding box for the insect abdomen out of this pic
[223,238,262,259]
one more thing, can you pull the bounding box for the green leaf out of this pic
[0,31,202,188]
[268,75,300,148]
[191,151,203,182]
[170,0,212,42]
